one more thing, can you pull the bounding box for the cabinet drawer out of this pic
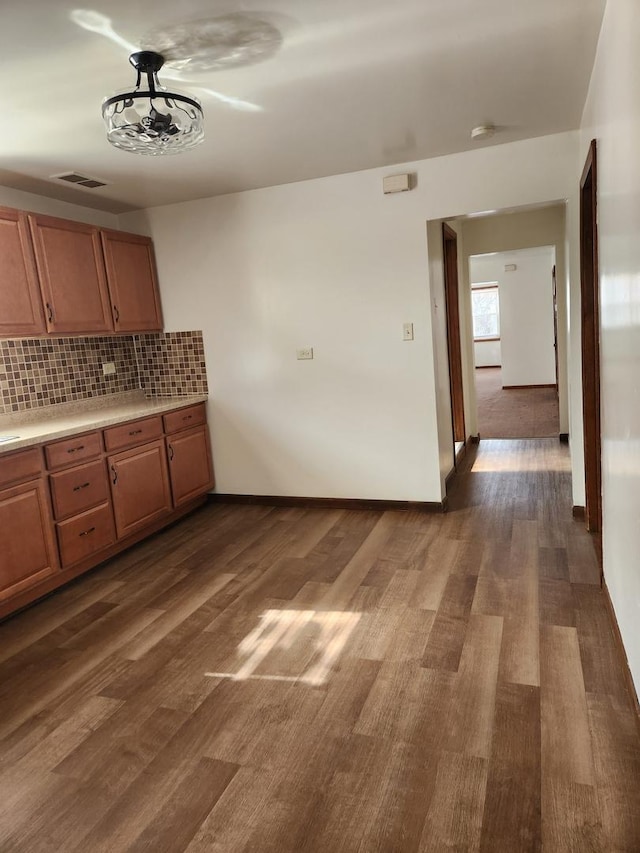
[56,502,115,568]
[45,431,102,471]
[0,446,43,488]
[104,416,163,452]
[49,459,109,521]
[163,403,206,434]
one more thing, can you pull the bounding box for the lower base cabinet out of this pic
[108,438,173,539]
[0,479,59,602]
[167,425,214,507]
[56,502,116,568]
[0,403,213,619]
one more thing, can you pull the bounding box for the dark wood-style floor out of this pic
[0,439,639,852]
[475,368,560,438]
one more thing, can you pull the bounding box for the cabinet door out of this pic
[28,214,113,334]
[0,207,46,337]
[101,230,163,332]
[0,479,59,602]
[167,425,214,507]
[108,439,171,539]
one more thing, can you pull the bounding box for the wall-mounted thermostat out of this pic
[383,174,412,194]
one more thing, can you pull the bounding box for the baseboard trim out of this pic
[572,505,586,520]
[602,580,640,732]
[209,493,447,514]
[559,433,569,443]
[502,383,557,390]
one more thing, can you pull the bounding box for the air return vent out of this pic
[51,172,108,189]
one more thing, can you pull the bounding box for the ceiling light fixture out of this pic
[102,51,204,155]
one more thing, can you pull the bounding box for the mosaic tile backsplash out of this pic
[0,331,207,414]
[135,331,208,398]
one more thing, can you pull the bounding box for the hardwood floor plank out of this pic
[126,757,239,853]
[418,751,488,852]
[421,573,477,671]
[479,683,541,853]
[540,624,595,786]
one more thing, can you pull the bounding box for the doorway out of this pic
[580,139,602,564]
[470,246,560,439]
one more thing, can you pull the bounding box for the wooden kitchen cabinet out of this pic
[108,438,172,539]
[28,214,113,334]
[0,478,59,602]
[166,425,214,507]
[0,207,46,337]
[101,229,163,332]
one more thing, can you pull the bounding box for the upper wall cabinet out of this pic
[28,214,113,334]
[0,207,46,337]
[101,230,163,333]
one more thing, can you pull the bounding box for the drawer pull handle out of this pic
[129,428,143,436]
[67,445,85,454]
[182,414,193,420]
[111,465,118,485]
[46,302,53,323]
[113,305,120,323]
[168,443,174,461]
[79,527,96,537]
[72,482,91,492]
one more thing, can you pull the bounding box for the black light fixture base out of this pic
[129,51,165,73]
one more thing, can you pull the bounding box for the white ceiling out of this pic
[2,0,606,213]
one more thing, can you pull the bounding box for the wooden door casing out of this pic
[28,214,113,334]
[0,207,46,337]
[0,479,59,602]
[442,223,466,445]
[101,230,163,332]
[167,425,214,507]
[108,439,172,539]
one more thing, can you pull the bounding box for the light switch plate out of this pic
[403,323,414,341]
[297,348,314,360]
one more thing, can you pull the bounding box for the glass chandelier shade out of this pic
[102,51,204,155]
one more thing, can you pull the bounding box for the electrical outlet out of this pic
[296,348,314,360]
[403,323,414,341]
[102,362,116,376]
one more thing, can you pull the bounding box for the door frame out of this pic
[442,223,466,451]
[579,139,603,568]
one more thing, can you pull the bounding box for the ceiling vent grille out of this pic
[51,172,108,189]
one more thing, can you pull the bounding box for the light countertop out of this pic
[0,392,208,454]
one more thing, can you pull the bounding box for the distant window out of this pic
[471,283,500,340]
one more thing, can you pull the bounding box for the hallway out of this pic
[0,440,638,851]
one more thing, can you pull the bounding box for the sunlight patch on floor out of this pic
[205,609,361,686]
[470,439,571,473]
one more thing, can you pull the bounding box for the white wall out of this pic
[121,131,581,503]
[580,0,640,692]
[470,248,557,387]
[461,204,568,430]
[474,339,501,367]
[0,185,119,229]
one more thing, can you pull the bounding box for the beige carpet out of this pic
[475,367,560,438]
